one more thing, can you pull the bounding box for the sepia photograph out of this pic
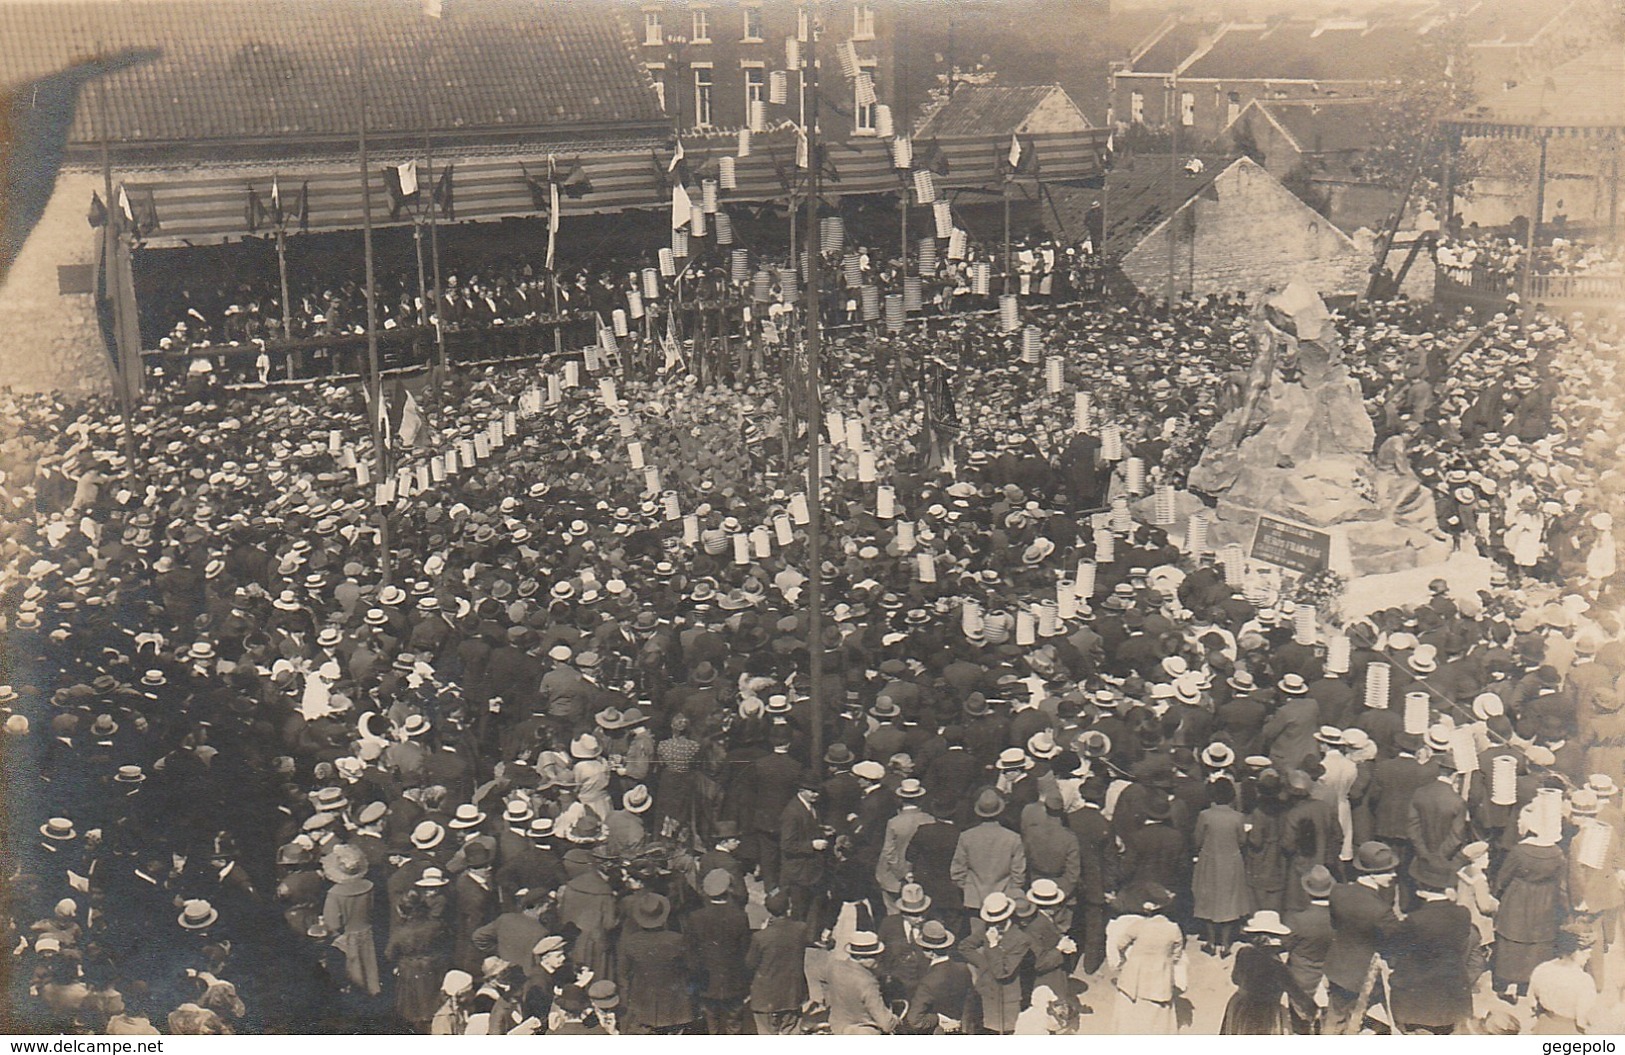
[0,0,1622,1037]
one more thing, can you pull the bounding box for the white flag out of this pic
[117,185,134,223]
[546,155,561,270]
[1008,134,1023,169]
[399,389,424,448]
[396,160,419,197]
[668,139,686,173]
[671,182,694,230]
[796,126,810,170]
[271,175,281,211]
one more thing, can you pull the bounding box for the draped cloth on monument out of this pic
[1186,280,1445,575]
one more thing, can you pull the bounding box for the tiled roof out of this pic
[1131,21,1216,73]
[1450,46,1625,131]
[916,85,1067,138]
[0,0,665,148]
[1256,99,1381,155]
[1181,22,1418,82]
[1103,154,1233,258]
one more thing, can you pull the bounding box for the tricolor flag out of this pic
[399,389,425,448]
[546,155,562,271]
[383,160,421,221]
[671,181,693,230]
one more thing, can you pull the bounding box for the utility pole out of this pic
[802,3,825,777]
[358,29,391,584]
[1165,71,1179,311]
[96,47,140,473]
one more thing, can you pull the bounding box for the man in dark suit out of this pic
[743,734,804,889]
[1324,841,1401,1035]
[1284,865,1336,1031]
[1366,741,1439,858]
[1066,785,1114,974]
[747,892,812,1034]
[909,797,963,927]
[778,779,828,932]
[901,921,974,1033]
[1119,794,1188,910]
[1406,754,1468,898]
[684,869,752,1034]
[1388,883,1474,1033]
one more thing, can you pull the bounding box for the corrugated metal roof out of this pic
[1102,154,1232,258]
[0,0,664,148]
[915,85,1063,138]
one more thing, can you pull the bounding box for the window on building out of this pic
[1180,91,1195,126]
[691,9,710,42]
[694,67,714,126]
[855,64,879,133]
[1227,91,1241,126]
[853,2,875,39]
[1130,90,1144,124]
[797,6,810,41]
[745,66,766,117]
[742,6,763,41]
[643,10,663,46]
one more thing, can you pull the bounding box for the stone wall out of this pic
[1120,157,1368,298]
[0,166,116,395]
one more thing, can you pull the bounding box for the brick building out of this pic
[1101,155,1368,299]
[1217,98,1396,233]
[625,0,897,141]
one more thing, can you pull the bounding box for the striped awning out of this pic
[124,128,1109,247]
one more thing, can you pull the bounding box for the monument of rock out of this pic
[1185,281,1446,575]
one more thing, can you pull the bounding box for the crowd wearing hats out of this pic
[4,276,1625,1036]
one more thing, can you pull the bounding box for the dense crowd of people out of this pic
[4,271,1624,1035]
[1436,233,1625,286]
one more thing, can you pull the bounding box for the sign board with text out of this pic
[1250,515,1332,575]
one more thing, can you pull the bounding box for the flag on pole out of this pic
[432,164,455,221]
[245,186,263,232]
[399,389,424,448]
[117,185,134,227]
[671,181,693,230]
[668,139,685,173]
[795,126,810,169]
[546,156,561,271]
[372,385,392,449]
[88,191,107,229]
[296,181,311,232]
[1008,134,1023,170]
[661,309,684,371]
[383,161,421,221]
[270,174,282,222]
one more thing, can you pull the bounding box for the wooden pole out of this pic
[803,2,825,778]
[96,46,140,472]
[1166,73,1179,310]
[1522,133,1548,303]
[358,28,391,585]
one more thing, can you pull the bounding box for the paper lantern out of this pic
[1039,600,1060,636]
[599,328,619,356]
[779,267,799,302]
[1532,787,1564,842]
[1220,543,1246,586]
[785,37,801,69]
[1365,663,1391,711]
[1124,457,1146,496]
[1020,325,1040,363]
[1100,422,1122,461]
[1490,754,1518,805]
[737,129,752,158]
[689,204,707,238]
[918,550,938,583]
[860,285,881,321]
[749,99,767,133]
[643,466,661,493]
[1109,496,1134,533]
[719,155,738,189]
[1578,819,1613,869]
[884,293,904,332]
[827,409,846,446]
[733,532,752,565]
[682,514,701,546]
[617,414,636,438]
[857,449,877,483]
[892,136,913,169]
[789,492,810,524]
[627,441,645,470]
[671,229,688,257]
[837,41,860,79]
[612,308,629,337]
[1093,528,1115,564]
[1451,728,1480,774]
[1403,692,1430,735]
[715,211,734,245]
[774,514,794,545]
[628,290,645,320]
[328,429,342,453]
[972,261,992,296]
[845,416,864,450]
[583,345,602,373]
[821,215,845,253]
[948,228,968,260]
[918,237,938,272]
[818,443,833,476]
[1015,608,1037,646]
[1293,605,1317,646]
[702,179,720,213]
[547,373,562,405]
[662,491,681,521]
[1184,510,1209,555]
[752,526,773,558]
[1075,560,1097,600]
[769,69,789,105]
[730,248,750,282]
[1057,580,1078,620]
[1327,633,1351,674]
[983,611,1011,645]
[648,262,668,292]
[933,200,953,238]
[855,74,876,108]
[961,599,982,635]
[1045,354,1064,393]
[1152,485,1176,527]
[999,294,1020,332]
[915,169,937,203]
[563,361,580,388]
[903,276,924,312]
[895,519,915,551]
[874,102,893,138]
[1074,392,1092,432]
[843,253,864,287]
[876,485,896,519]
[429,458,445,483]
[749,270,771,302]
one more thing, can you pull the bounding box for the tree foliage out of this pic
[1365,15,1481,214]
